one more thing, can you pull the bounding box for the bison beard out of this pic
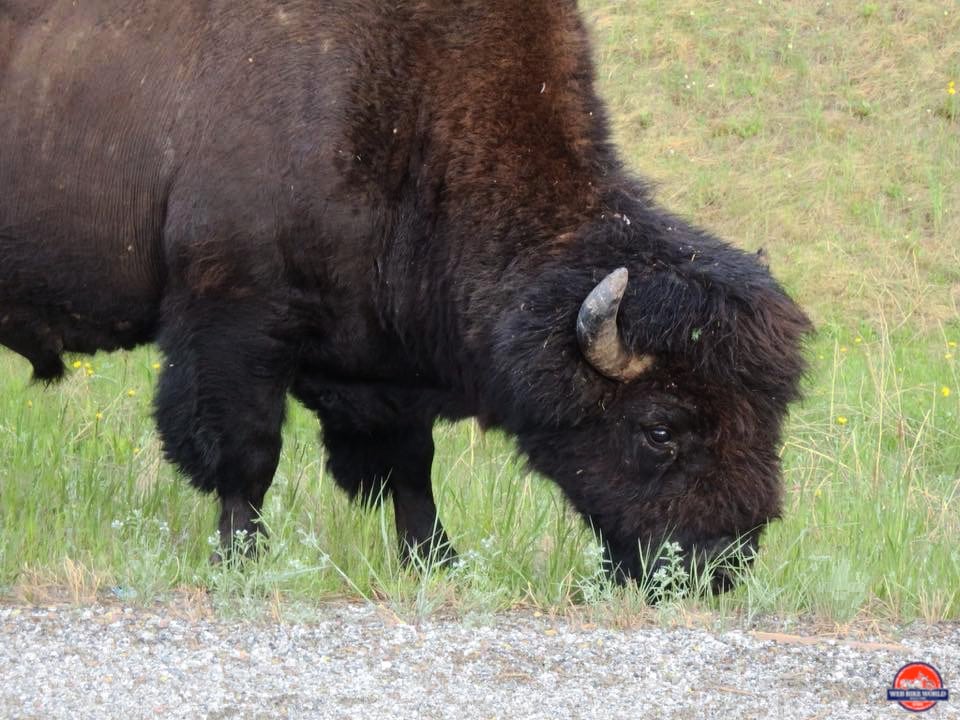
[0,0,811,590]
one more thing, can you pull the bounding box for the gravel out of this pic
[1,603,958,719]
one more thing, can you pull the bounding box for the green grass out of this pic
[1,329,957,622]
[1,0,958,623]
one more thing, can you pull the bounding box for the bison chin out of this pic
[607,531,761,601]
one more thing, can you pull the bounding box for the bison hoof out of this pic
[400,538,459,570]
[209,530,267,566]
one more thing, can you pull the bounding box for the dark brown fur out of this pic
[0,0,811,584]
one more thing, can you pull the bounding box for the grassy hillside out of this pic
[589,0,959,330]
[1,1,957,622]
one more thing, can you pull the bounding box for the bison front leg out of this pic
[322,423,457,566]
[154,294,293,562]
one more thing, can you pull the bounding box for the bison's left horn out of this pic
[577,268,654,382]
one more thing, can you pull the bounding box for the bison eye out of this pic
[647,427,673,445]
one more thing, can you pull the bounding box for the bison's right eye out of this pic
[647,427,673,445]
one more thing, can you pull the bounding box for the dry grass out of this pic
[584,0,960,330]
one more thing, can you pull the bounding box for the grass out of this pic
[590,0,960,330]
[1,0,958,623]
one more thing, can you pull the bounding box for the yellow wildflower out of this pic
[854,336,863,344]
[947,353,955,361]
[95,412,104,421]
[949,80,957,96]
[133,447,142,455]
[942,386,952,398]
[72,360,82,369]
[152,362,162,371]
[127,389,137,397]
[840,346,849,354]
[836,416,849,426]
[26,400,33,408]
[814,488,822,498]
[948,341,957,348]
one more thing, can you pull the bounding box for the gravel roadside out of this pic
[1,603,957,719]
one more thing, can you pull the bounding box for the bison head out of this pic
[491,217,811,593]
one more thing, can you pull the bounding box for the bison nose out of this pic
[642,533,759,601]
[700,533,759,594]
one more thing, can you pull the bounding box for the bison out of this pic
[0,0,810,589]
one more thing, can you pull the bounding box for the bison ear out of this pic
[576,268,654,382]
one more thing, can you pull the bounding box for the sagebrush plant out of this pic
[1,0,958,622]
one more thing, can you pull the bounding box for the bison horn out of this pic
[576,268,653,382]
